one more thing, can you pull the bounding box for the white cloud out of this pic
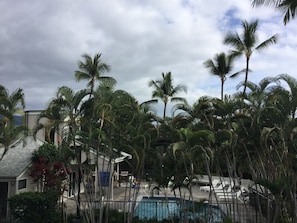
[0,0,296,116]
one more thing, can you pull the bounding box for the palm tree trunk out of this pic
[243,57,250,96]
[163,101,167,120]
[221,77,224,100]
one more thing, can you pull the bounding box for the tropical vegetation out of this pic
[2,17,297,222]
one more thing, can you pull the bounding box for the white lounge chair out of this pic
[214,183,233,193]
[200,179,224,192]
[217,185,250,203]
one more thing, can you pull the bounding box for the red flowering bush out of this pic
[30,143,69,193]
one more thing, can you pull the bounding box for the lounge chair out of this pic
[200,179,224,192]
[216,185,250,203]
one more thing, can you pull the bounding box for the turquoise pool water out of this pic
[134,197,225,222]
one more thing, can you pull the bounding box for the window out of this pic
[18,179,26,190]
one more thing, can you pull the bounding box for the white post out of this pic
[117,163,120,182]
[111,163,114,200]
[94,166,98,199]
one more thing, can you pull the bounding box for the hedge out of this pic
[9,190,60,223]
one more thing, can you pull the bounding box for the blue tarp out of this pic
[99,171,110,186]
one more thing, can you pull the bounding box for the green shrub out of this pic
[9,190,61,223]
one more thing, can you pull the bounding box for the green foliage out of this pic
[31,143,60,162]
[80,208,126,223]
[9,191,61,223]
[103,208,126,223]
[0,85,27,161]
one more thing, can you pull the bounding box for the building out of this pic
[0,110,132,220]
[0,137,43,219]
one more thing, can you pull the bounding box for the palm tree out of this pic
[274,74,297,119]
[33,102,64,145]
[252,0,297,25]
[149,72,187,119]
[0,85,25,116]
[224,19,278,96]
[0,120,28,161]
[86,80,152,223]
[0,85,27,161]
[203,52,242,100]
[75,53,113,96]
[236,77,277,121]
[52,86,89,143]
[34,86,90,220]
[54,86,90,220]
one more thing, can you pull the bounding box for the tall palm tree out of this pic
[52,86,89,143]
[75,53,113,96]
[224,19,278,96]
[149,72,187,119]
[203,52,242,100]
[53,86,89,220]
[34,86,90,219]
[252,0,297,25]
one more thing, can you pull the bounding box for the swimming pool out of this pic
[134,197,225,222]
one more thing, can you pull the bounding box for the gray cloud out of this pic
[1,0,296,116]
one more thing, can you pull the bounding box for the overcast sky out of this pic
[1,0,296,116]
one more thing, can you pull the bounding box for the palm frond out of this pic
[255,34,278,51]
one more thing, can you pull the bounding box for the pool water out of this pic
[134,197,225,222]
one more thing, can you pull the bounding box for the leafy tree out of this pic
[224,19,278,96]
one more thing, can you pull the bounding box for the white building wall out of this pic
[24,110,62,146]
[25,110,46,141]
[16,168,37,194]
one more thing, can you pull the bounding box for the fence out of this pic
[80,198,266,223]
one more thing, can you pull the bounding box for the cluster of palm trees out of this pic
[29,53,160,222]
[2,3,297,219]
[204,19,278,100]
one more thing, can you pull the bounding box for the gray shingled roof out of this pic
[0,137,43,178]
